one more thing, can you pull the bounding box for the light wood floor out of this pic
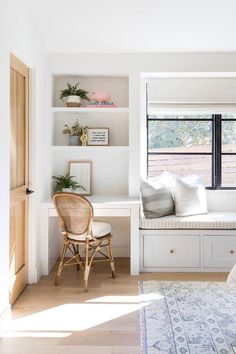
[0,258,228,354]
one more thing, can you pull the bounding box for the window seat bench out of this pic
[139,209,236,273]
[140,212,236,230]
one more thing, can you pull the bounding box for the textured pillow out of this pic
[140,179,174,219]
[170,175,208,217]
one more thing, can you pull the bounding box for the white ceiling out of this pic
[31,0,236,53]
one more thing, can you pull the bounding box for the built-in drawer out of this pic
[143,235,200,268]
[203,235,236,268]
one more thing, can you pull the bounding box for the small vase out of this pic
[66,95,81,107]
[69,136,80,146]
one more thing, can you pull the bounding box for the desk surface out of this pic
[42,195,141,209]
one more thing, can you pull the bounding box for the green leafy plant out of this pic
[62,120,87,136]
[59,83,90,101]
[52,173,86,192]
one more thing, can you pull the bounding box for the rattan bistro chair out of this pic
[53,192,115,291]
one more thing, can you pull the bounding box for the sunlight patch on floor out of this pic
[4,295,162,338]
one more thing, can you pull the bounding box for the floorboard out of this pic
[0,258,228,354]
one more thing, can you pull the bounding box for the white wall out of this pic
[0,0,47,320]
[45,53,236,264]
[49,52,236,196]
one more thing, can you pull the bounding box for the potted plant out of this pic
[52,173,86,193]
[62,120,87,146]
[60,82,90,107]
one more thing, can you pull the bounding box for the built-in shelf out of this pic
[51,145,129,152]
[51,74,130,197]
[51,107,129,113]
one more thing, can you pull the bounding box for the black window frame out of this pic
[147,113,236,190]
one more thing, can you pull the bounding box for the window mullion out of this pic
[212,115,216,188]
[214,114,222,189]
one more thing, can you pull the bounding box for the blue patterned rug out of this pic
[140,281,236,354]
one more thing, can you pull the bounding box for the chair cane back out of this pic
[53,192,115,291]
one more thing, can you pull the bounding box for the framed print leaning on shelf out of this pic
[87,128,109,146]
[69,161,92,195]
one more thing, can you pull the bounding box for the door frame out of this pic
[27,67,38,283]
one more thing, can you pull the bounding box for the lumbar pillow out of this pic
[170,175,208,217]
[140,179,174,219]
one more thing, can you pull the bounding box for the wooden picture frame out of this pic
[87,128,109,146]
[69,161,92,195]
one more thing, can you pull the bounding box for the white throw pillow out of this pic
[170,174,208,217]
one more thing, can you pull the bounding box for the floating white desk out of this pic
[40,195,140,276]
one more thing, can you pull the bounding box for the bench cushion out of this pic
[140,212,236,230]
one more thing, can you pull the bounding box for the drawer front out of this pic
[143,235,200,268]
[203,236,236,268]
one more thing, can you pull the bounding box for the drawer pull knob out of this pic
[230,250,235,254]
[170,249,175,254]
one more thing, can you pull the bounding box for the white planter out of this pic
[66,95,81,107]
[62,188,72,192]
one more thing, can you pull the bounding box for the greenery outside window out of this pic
[147,113,236,189]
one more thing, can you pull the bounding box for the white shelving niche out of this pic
[51,74,129,196]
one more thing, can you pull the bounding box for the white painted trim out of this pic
[140,229,236,236]
[141,72,236,78]
[0,305,11,337]
[51,107,129,113]
[51,146,129,152]
[27,68,38,284]
[40,203,50,275]
[140,267,232,272]
[128,72,141,197]
[130,206,140,275]
[146,106,236,114]
[140,77,147,180]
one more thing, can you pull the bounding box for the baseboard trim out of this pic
[28,264,42,284]
[0,305,11,337]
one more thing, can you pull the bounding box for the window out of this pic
[147,112,236,189]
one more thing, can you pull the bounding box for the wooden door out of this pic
[9,54,29,305]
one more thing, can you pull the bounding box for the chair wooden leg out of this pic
[108,237,115,278]
[84,240,90,292]
[72,244,80,271]
[76,244,81,271]
[55,242,67,286]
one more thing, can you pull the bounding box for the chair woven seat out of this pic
[68,221,111,241]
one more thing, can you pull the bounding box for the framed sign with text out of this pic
[87,128,109,146]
